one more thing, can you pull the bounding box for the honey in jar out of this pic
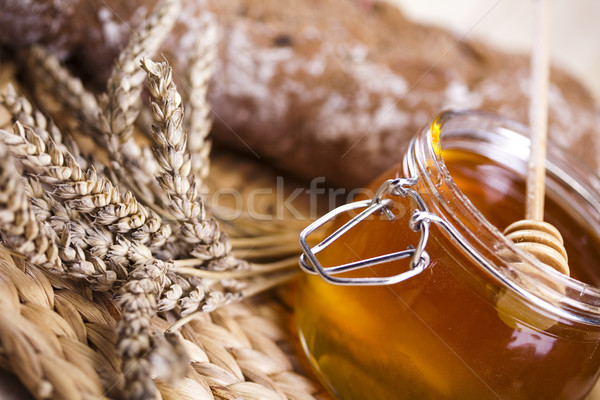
[296,111,600,400]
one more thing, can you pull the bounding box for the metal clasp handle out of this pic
[299,177,433,286]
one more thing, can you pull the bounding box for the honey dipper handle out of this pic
[526,0,551,221]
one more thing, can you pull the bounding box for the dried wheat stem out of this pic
[3,120,172,265]
[166,270,297,333]
[241,270,298,297]
[26,2,180,214]
[3,120,181,395]
[174,254,297,272]
[173,258,296,279]
[214,205,310,234]
[233,242,301,259]
[27,46,162,212]
[28,175,169,292]
[229,232,302,248]
[1,91,244,315]
[2,120,183,394]
[184,18,218,184]
[142,58,251,315]
[167,255,297,318]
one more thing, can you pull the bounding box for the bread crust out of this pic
[2,0,597,187]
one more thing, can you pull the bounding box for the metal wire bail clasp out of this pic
[299,177,433,286]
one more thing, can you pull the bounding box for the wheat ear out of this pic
[100,0,180,153]
[0,109,169,250]
[0,111,245,398]
[27,45,103,141]
[184,17,218,185]
[0,122,186,397]
[94,0,182,226]
[6,125,185,397]
[0,143,61,271]
[117,258,171,400]
[142,58,250,312]
[142,59,237,261]
[26,46,170,216]
[26,1,181,215]
[0,139,120,288]
[0,139,182,399]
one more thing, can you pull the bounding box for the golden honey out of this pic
[296,111,600,400]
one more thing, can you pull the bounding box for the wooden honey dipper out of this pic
[497,0,569,329]
[502,0,569,276]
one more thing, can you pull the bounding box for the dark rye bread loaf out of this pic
[1,0,598,187]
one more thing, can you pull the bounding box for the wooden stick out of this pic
[526,0,551,221]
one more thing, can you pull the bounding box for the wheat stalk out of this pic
[23,176,122,290]
[100,0,180,149]
[0,119,179,396]
[142,58,236,260]
[3,126,163,290]
[27,45,103,143]
[25,1,180,216]
[0,142,122,290]
[141,57,302,317]
[142,59,241,268]
[0,143,61,271]
[24,176,166,289]
[1,105,262,397]
[26,0,181,153]
[4,62,246,378]
[2,85,250,279]
[0,119,170,250]
[184,17,218,185]
[141,58,256,317]
[1,1,309,393]
[95,0,182,233]
[117,258,169,400]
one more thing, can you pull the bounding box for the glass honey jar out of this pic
[296,110,600,400]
